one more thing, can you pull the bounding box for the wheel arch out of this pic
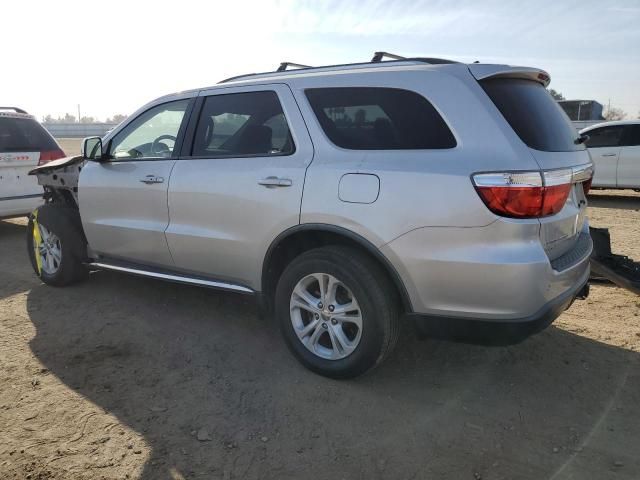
[261,224,413,312]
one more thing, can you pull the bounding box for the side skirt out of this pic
[89,261,254,295]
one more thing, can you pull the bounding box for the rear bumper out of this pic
[381,220,592,321]
[408,276,588,345]
[0,194,43,219]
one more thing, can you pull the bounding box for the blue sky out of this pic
[3,0,639,119]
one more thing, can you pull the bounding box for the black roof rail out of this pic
[277,62,312,72]
[371,51,406,62]
[218,53,459,84]
[0,106,28,114]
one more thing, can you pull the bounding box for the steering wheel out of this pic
[150,134,177,155]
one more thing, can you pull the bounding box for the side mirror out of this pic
[82,136,104,161]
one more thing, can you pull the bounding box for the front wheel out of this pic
[275,246,399,379]
[27,204,88,286]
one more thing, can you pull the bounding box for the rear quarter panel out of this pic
[290,66,539,246]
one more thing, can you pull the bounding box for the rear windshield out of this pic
[0,117,58,152]
[480,78,582,152]
[305,87,456,150]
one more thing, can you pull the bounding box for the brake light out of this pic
[582,177,592,196]
[473,169,573,219]
[38,149,66,166]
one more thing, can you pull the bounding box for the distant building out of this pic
[558,100,604,121]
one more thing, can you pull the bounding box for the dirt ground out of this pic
[1,180,639,479]
[56,138,82,157]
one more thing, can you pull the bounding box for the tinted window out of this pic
[621,125,640,147]
[192,91,294,157]
[305,87,456,150]
[584,126,624,148]
[109,100,189,160]
[0,117,58,152]
[481,78,581,152]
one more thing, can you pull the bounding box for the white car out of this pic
[0,107,65,218]
[581,120,640,192]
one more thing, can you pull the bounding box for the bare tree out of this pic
[548,89,565,101]
[106,114,127,123]
[603,107,627,121]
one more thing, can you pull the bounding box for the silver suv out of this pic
[28,53,593,378]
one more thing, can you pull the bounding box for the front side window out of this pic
[305,87,456,150]
[621,125,640,147]
[109,99,189,160]
[584,126,624,148]
[192,91,294,157]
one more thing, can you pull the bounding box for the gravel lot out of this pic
[1,170,639,478]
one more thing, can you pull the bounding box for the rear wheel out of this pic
[275,246,399,379]
[27,204,88,286]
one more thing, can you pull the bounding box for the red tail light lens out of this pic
[38,149,66,166]
[582,177,592,196]
[473,169,573,219]
[541,169,573,216]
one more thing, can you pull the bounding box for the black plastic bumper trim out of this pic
[408,278,588,346]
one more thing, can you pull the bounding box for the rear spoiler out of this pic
[468,64,551,87]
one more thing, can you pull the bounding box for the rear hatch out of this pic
[0,111,65,199]
[471,66,592,262]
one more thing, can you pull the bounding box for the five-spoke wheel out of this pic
[290,273,363,360]
[276,246,399,379]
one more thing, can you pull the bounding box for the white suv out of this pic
[581,120,640,191]
[27,54,593,378]
[0,108,65,218]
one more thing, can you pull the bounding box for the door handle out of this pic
[602,153,617,157]
[258,176,293,188]
[139,175,165,184]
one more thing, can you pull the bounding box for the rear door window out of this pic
[0,117,58,152]
[584,126,624,148]
[191,91,294,157]
[305,87,456,150]
[480,78,581,152]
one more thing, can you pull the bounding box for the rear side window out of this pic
[480,78,581,152]
[621,125,640,147]
[305,87,456,150]
[584,126,624,148]
[0,117,58,152]
[192,91,294,157]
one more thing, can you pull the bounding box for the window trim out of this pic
[303,86,458,151]
[180,90,297,161]
[103,98,195,163]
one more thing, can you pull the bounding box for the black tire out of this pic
[275,246,399,379]
[27,204,88,286]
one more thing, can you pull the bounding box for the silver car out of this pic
[28,53,593,378]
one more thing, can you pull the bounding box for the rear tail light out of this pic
[38,149,66,166]
[472,169,574,219]
[541,169,573,216]
[582,177,592,196]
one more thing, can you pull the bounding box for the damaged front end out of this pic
[28,155,86,207]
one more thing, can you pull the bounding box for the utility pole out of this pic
[77,104,81,123]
